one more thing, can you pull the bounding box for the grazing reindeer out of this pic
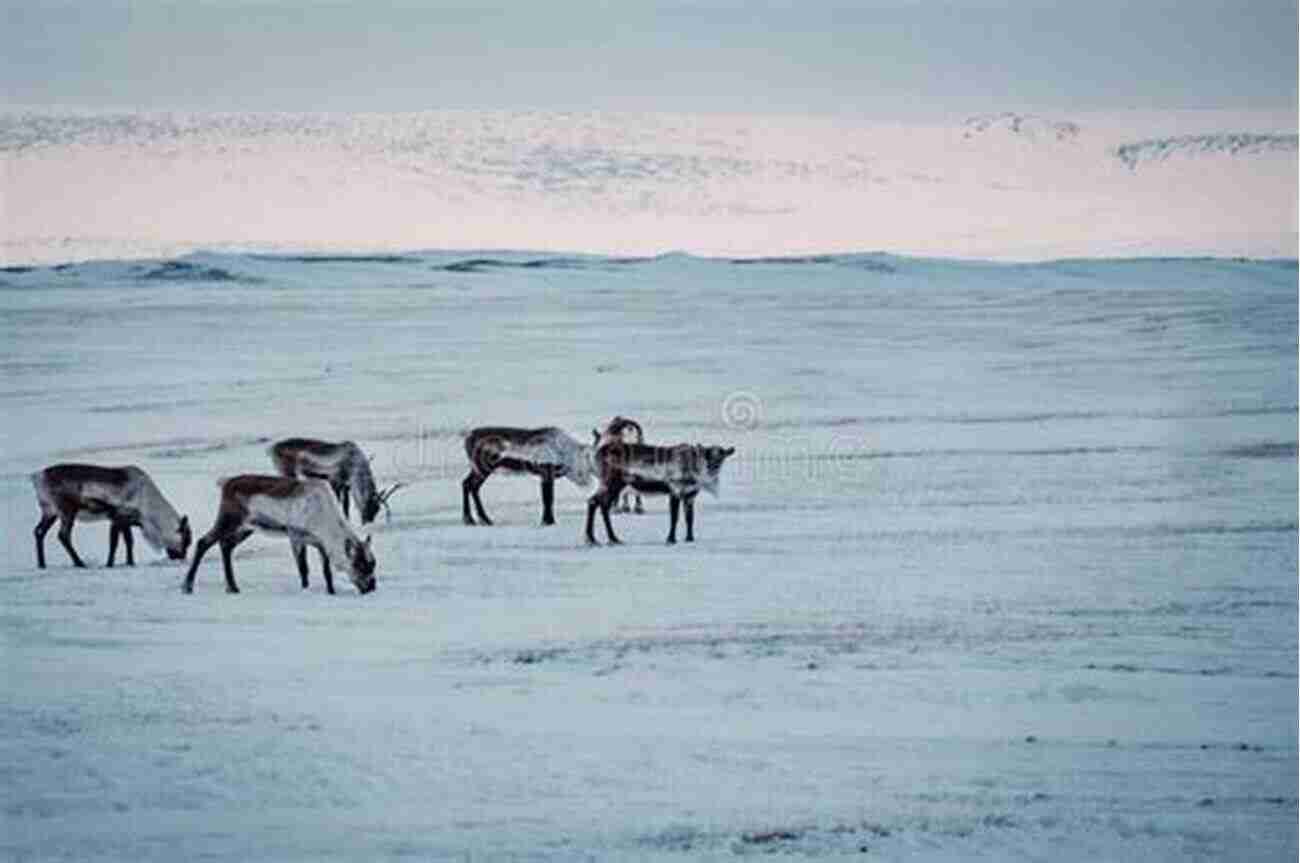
[183,475,376,595]
[31,463,191,569]
[268,438,403,524]
[586,442,735,545]
[461,426,596,526]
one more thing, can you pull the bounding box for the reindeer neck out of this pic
[131,472,182,549]
[304,492,362,567]
[344,447,377,502]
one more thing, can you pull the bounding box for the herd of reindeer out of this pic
[29,417,737,595]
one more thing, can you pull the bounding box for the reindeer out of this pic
[461,425,596,526]
[183,475,376,595]
[459,418,642,526]
[585,442,735,546]
[32,463,191,569]
[268,438,403,524]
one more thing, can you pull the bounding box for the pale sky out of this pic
[3,1,1296,116]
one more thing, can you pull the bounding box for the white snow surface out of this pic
[1,108,1296,266]
[0,252,1295,861]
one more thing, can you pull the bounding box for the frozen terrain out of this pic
[0,251,1295,861]
[1,108,1296,266]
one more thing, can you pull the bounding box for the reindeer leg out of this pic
[219,540,239,593]
[184,511,243,594]
[219,530,254,594]
[183,535,217,593]
[57,510,86,568]
[292,536,310,589]
[634,493,644,514]
[461,473,476,525]
[600,495,621,544]
[469,471,493,525]
[107,523,120,567]
[684,494,696,542]
[122,524,135,566]
[540,468,556,526]
[585,493,601,545]
[339,485,351,520]
[595,481,622,545]
[666,495,680,545]
[34,513,57,569]
[319,547,336,595]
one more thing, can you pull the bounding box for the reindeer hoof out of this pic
[225,586,240,594]
[665,537,676,545]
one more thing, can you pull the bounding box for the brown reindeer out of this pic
[585,442,735,545]
[183,475,376,595]
[461,417,645,526]
[32,464,191,569]
[268,438,403,524]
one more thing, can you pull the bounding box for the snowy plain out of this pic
[1,110,1298,861]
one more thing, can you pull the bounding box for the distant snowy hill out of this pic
[961,112,1081,142]
[1,108,1295,265]
[1113,132,1298,169]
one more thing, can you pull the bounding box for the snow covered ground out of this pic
[0,251,1295,860]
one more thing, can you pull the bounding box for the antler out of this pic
[376,482,406,521]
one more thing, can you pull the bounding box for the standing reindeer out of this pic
[461,426,595,526]
[183,475,376,595]
[268,438,403,524]
[586,442,735,546]
[31,463,191,569]
[461,417,643,526]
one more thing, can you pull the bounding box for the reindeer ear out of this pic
[592,429,600,443]
[179,515,189,529]
[364,534,372,547]
[724,447,736,457]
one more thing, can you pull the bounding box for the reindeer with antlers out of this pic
[586,441,735,546]
[461,417,643,526]
[31,463,192,569]
[183,475,376,595]
[268,438,403,524]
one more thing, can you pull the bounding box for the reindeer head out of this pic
[698,446,736,495]
[343,535,376,594]
[704,446,736,471]
[599,415,643,446]
[167,515,192,561]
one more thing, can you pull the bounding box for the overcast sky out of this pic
[3,1,1296,116]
